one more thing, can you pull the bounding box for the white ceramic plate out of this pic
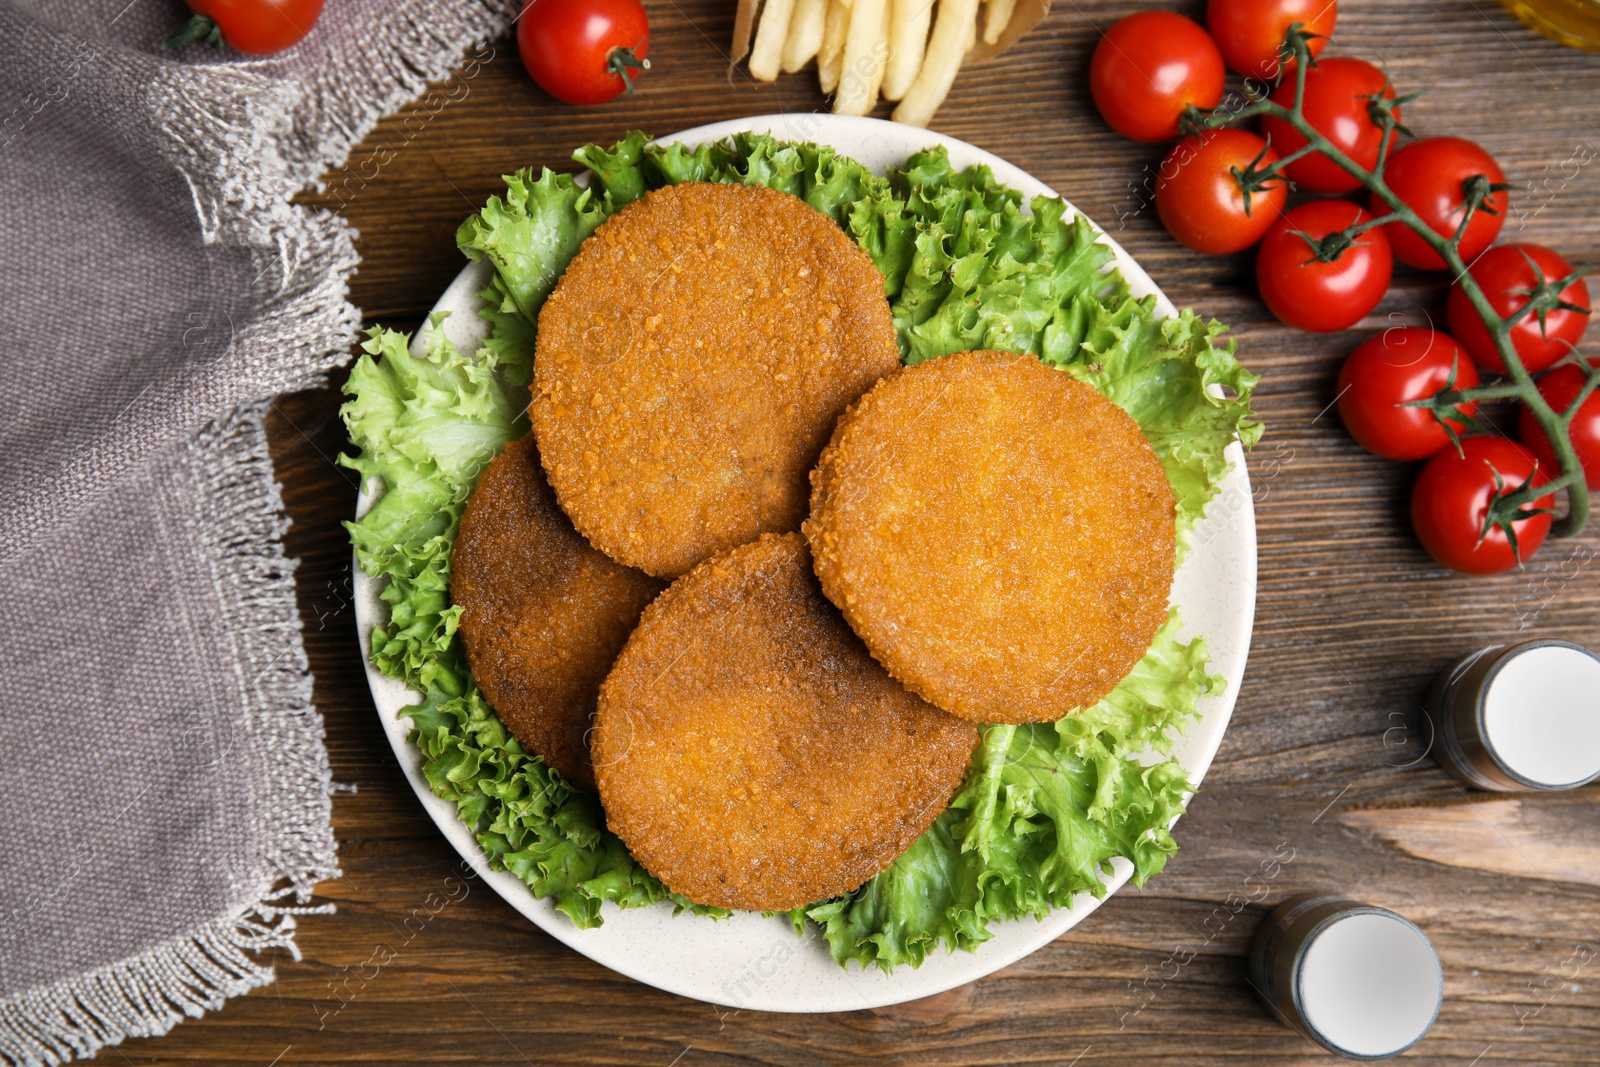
[353,114,1257,1013]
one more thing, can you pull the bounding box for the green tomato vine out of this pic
[1188,28,1595,543]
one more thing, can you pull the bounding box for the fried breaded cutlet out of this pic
[806,351,1177,724]
[532,181,901,579]
[451,433,665,791]
[592,532,977,912]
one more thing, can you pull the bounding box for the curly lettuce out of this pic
[341,321,714,926]
[799,611,1220,968]
[346,131,1258,969]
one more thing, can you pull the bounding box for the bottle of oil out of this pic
[1500,0,1600,51]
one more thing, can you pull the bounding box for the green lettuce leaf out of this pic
[804,611,1219,969]
[882,149,1115,365]
[349,131,1258,967]
[340,319,524,683]
[1049,295,1263,541]
[341,314,714,925]
[572,128,650,208]
[456,167,611,323]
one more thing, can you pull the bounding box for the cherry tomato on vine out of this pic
[1337,329,1480,461]
[1206,0,1336,82]
[1262,57,1398,194]
[1411,436,1553,574]
[517,0,651,106]
[1155,130,1287,254]
[1256,200,1393,333]
[1446,244,1592,376]
[1375,137,1509,271]
[1090,12,1225,142]
[1518,363,1600,490]
[170,0,322,54]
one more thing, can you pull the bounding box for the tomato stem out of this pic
[1230,141,1289,218]
[1492,466,1572,520]
[1429,382,1531,404]
[607,46,650,94]
[1191,29,1594,538]
[164,13,224,50]
[1482,466,1556,564]
[1289,226,1378,264]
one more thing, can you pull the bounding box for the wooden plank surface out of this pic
[127,0,1600,1062]
[1339,795,1600,888]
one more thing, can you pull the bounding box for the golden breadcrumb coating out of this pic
[451,433,665,790]
[592,533,977,911]
[805,350,1176,723]
[532,181,900,578]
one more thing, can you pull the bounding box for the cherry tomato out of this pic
[1261,57,1398,194]
[1411,436,1553,574]
[1518,363,1600,489]
[518,0,650,106]
[1090,12,1226,142]
[1155,130,1288,254]
[178,0,322,54]
[1337,329,1481,461]
[1375,138,1509,271]
[1256,200,1393,333]
[1446,244,1592,376]
[1206,0,1336,82]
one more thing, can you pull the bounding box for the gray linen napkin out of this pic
[0,2,516,1063]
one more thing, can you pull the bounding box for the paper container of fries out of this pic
[732,0,1052,126]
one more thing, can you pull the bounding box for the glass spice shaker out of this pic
[1425,639,1600,792]
[1249,894,1443,1060]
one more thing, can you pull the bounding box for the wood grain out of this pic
[121,1,1600,1063]
[1340,796,1600,888]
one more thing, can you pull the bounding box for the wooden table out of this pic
[127,1,1600,1062]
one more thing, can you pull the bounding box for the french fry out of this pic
[750,0,800,81]
[882,0,933,101]
[867,1,890,99]
[892,0,980,127]
[819,0,851,65]
[818,0,850,93]
[818,52,843,93]
[781,0,828,73]
[982,0,1017,45]
[834,0,888,115]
